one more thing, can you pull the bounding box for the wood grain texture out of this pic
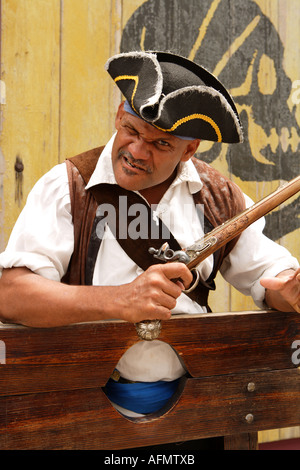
[0,311,299,449]
[0,0,61,242]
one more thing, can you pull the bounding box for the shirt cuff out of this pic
[0,251,62,282]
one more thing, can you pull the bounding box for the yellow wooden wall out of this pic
[0,0,299,444]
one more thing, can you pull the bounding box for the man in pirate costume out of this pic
[0,52,299,431]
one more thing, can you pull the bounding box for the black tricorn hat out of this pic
[105,51,243,143]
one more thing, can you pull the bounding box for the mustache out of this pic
[119,150,152,174]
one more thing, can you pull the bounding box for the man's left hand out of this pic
[260,268,300,313]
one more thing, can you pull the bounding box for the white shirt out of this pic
[0,134,298,384]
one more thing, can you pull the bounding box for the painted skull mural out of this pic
[120,0,300,241]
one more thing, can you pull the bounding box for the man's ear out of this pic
[180,139,201,162]
[115,101,126,130]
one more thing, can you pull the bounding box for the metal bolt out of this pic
[245,413,254,423]
[247,382,256,392]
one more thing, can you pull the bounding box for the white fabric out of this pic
[0,134,298,383]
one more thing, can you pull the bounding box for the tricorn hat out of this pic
[105,51,243,143]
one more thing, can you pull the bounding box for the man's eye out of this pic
[157,140,170,147]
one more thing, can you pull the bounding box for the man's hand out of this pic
[116,262,193,324]
[260,268,300,313]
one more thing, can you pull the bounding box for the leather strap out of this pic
[86,183,215,305]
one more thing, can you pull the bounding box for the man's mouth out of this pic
[120,151,151,174]
[124,156,143,170]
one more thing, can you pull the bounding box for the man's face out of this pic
[111,103,200,193]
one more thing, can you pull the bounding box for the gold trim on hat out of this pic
[154,114,222,142]
[114,75,139,114]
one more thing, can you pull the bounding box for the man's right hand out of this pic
[116,262,193,323]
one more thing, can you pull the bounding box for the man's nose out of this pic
[128,137,151,160]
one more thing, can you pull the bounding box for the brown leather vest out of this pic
[62,146,245,309]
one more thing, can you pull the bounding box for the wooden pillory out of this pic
[0,310,300,450]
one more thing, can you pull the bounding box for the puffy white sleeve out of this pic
[220,194,299,308]
[0,163,74,281]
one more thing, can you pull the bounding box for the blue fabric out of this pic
[104,378,180,414]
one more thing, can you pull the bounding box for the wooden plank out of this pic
[0,368,299,450]
[59,0,114,160]
[0,320,137,368]
[274,0,300,264]
[0,364,105,397]
[0,311,299,379]
[165,311,300,377]
[224,433,258,450]
[230,0,280,311]
[0,0,61,244]
[208,0,300,313]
